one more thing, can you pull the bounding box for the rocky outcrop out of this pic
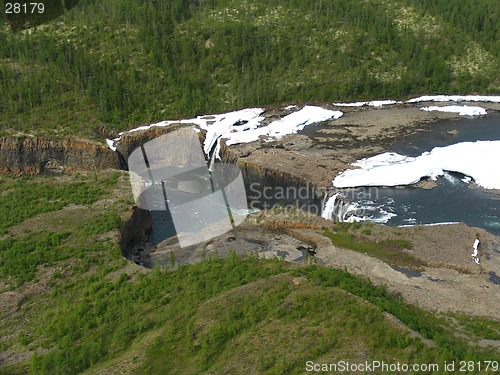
[114,124,205,169]
[119,205,153,256]
[114,127,323,210]
[0,137,122,175]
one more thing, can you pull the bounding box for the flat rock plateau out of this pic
[121,101,500,320]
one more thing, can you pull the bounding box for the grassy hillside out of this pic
[0,0,499,139]
[0,173,499,374]
[1,3,500,372]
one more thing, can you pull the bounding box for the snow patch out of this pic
[332,140,500,190]
[421,105,486,116]
[266,106,343,138]
[408,95,500,103]
[105,139,117,152]
[225,106,342,147]
[333,100,400,107]
[105,106,343,158]
[398,222,460,228]
[200,108,265,155]
[105,108,265,153]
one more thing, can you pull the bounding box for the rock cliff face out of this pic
[0,124,321,220]
[0,131,325,211]
[114,126,323,210]
[221,143,323,210]
[0,137,122,175]
[119,205,153,256]
[114,125,205,169]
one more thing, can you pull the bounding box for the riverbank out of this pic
[130,99,500,318]
[145,208,500,319]
[225,100,500,189]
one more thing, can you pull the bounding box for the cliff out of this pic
[0,137,122,175]
[114,126,323,209]
[114,124,205,168]
[119,205,153,256]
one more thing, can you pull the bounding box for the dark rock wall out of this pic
[0,137,121,175]
[119,205,153,257]
[219,142,323,210]
[116,129,323,209]
[0,129,323,213]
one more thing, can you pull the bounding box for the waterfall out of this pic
[321,193,361,222]
[207,138,221,172]
[116,150,128,171]
[321,194,338,220]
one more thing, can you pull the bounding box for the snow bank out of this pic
[267,106,342,137]
[421,105,486,116]
[226,106,342,148]
[332,140,500,190]
[332,101,366,107]
[333,100,399,107]
[105,139,117,152]
[106,106,343,158]
[105,108,264,154]
[334,94,500,107]
[200,108,265,155]
[408,95,500,103]
[398,222,460,228]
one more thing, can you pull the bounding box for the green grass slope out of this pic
[1,0,499,138]
[0,173,499,374]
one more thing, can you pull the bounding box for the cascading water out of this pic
[327,114,500,233]
[321,193,361,222]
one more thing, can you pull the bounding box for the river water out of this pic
[349,113,500,234]
[147,113,500,245]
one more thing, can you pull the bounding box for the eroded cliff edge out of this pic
[0,136,122,175]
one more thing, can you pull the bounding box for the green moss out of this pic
[323,225,421,269]
[451,315,500,341]
[1,0,499,138]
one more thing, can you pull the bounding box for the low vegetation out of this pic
[450,315,500,341]
[323,222,425,269]
[1,0,499,138]
[0,173,498,374]
[0,173,120,235]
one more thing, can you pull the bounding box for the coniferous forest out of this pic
[1,2,500,374]
[0,0,499,138]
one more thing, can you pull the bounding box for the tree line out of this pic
[0,0,498,136]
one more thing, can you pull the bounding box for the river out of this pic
[349,113,500,234]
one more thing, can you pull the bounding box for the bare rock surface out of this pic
[0,137,121,175]
[224,103,500,190]
[316,244,500,319]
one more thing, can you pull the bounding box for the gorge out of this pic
[1,96,499,259]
